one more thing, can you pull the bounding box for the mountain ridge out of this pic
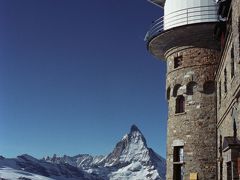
[0,125,166,180]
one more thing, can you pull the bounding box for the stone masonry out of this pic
[165,47,219,180]
[216,0,240,179]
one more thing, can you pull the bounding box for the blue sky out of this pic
[0,0,167,158]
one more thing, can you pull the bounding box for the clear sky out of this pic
[0,0,167,158]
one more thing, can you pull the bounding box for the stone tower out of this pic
[145,0,221,179]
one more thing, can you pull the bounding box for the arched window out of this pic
[203,81,215,94]
[186,81,197,95]
[173,84,181,97]
[176,95,185,114]
[167,87,171,100]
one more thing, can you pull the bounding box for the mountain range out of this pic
[0,125,166,180]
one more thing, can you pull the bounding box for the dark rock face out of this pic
[130,124,140,133]
[103,140,128,167]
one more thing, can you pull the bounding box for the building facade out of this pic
[215,0,240,179]
[146,0,240,179]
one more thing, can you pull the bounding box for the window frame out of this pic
[175,95,185,114]
[174,55,183,69]
[173,146,184,180]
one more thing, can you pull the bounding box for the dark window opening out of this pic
[173,146,184,162]
[173,146,184,180]
[167,87,171,100]
[217,0,231,18]
[219,81,222,105]
[173,164,184,180]
[173,84,181,97]
[176,95,185,114]
[174,56,182,69]
[231,58,235,79]
[231,44,234,59]
[203,81,215,94]
[231,45,235,78]
[224,68,227,93]
[214,0,232,50]
[227,162,232,180]
[186,81,197,95]
[239,17,240,50]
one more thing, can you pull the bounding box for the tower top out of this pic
[145,0,220,59]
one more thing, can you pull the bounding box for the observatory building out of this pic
[145,0,240,179]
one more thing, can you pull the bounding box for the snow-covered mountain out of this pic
[0,125,166,180]
[104,125,166,179]
[44,125,166,180]
[0,154,100,180]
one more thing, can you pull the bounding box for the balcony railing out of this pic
[145,5,218,41]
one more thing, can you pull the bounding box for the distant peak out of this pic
[129,124,147,146]
[130,124,140,133]
[18,154,38,162]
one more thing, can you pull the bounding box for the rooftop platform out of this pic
[147,23,220,60]
[145,5,220,60]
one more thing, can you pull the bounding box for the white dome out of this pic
[164,0,218,30]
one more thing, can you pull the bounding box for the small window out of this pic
[173,164,184,180]
[173,146,184,162]
[231,58,235,79]
[231,45,235,78]
[227,162,232,180]
[219,81,222,105]
[176,95,185,114]
[224,68,227,93]
[173,146,184,180]
[231,45,234,59]
[203,81,215,94]
[174,55,183,69]
[173,84,181,97]
[167,87,171,100]
[186,81,197,95]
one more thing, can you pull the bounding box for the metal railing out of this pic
[145,5,218,41]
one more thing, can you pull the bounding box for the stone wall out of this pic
[216,0,240,179]
[165,47,219,180]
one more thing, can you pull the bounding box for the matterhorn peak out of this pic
[129,124,147,146]
[103,125,151,167]
[130,124,140,133]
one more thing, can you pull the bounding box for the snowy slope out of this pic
[0,167,53,180]
[0,155,100,180]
